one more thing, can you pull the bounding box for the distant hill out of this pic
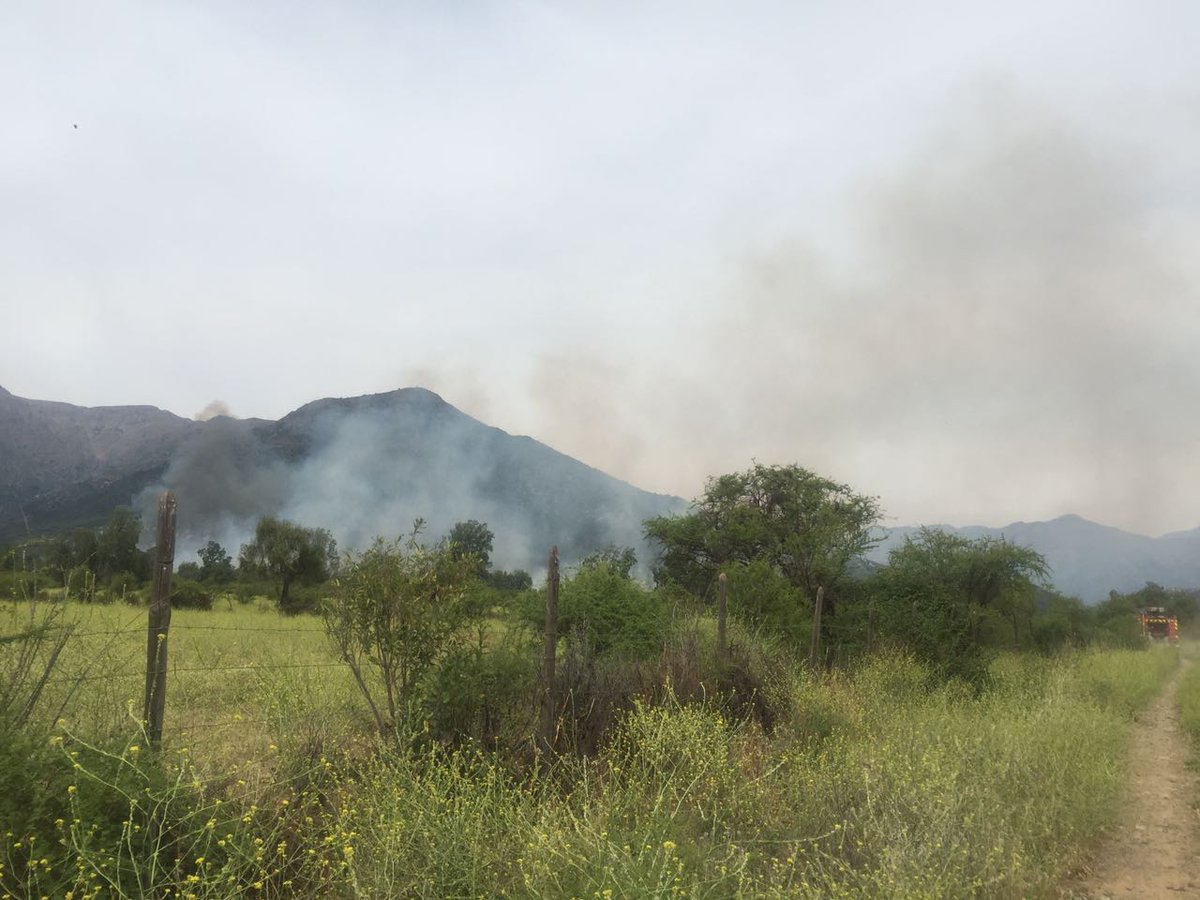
[0,385,199,538]
[867,514,1200,603]
[0,386,686,573]
[6,385,1196,595]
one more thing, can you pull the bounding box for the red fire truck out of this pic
[1136,607,1179,644]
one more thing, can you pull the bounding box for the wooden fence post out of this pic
[808,586,825,673]
[717,572,728,662]
[143,491,176,748]
[539,545,560,753]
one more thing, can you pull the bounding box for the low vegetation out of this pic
[1176,643,1200,748]
[0,462,1194,897]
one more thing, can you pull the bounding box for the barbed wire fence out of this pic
[24,494,572,757]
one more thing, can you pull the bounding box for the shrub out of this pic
[65,564,97,603]
[169,578,214,610]
[555,565,668,659]
[106,570,141,603]
[723,558,812,645]
[424,628,538,748]
[323,533,479,741]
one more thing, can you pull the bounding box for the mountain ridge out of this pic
[0,386,685,573]
[2,385,1196,598]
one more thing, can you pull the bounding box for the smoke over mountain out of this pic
[429,93,1199,537]
[131,388,684,573]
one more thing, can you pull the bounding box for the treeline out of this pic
[0,512,534,613]
[4,463,1196,708]
[302,462,1200,753]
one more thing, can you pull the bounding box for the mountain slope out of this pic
[0,386,200,539]
[0,386,686,572]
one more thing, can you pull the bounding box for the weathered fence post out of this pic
[716,572,728,662]
[143,491,176,748]
[808,585,825,673]
[539,545,560,753]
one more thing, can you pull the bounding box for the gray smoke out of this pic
[193,400,233,422]
[136,389,681,575]
[503,95,1200,534]
[139,95,1199,550]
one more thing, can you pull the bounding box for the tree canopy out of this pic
[579,544,637,580]
[869,528,1050,682]
[446,520,494,577]
[239,516,337,612]
[197,540,234,582]
[644,462,881,601]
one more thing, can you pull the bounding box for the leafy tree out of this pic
[1120,582,1199,627]
[197,540,234,583]
[868,528,1049,682]
[1093,589,1145,648]
[46,529,98,581]
[1032,592,1093,652]
[96,508,146,582]
[239,517,337,613]
[579,544,637,580]
[176,561,202,581]
[446,520,494,576]
[323,529,479,741]
[722,558,811,644]
[645,463,880,616]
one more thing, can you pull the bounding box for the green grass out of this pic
[1176,642,1200,747]
[0,601,1181,898]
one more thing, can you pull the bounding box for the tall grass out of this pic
[1176,643,1200,746]
[0,602,1178,899]
[336,648,1176,899]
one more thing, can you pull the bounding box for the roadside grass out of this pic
[0,601,1178,899]
[1176,641,1200,749]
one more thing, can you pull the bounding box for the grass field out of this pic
[0,599,1180,898]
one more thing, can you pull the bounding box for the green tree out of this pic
[323,529,478,741]
[446,520,494,577]
[46,529,98,582]
[1032,592,1093,652]
[239,517,337,612]
[96,508,145,582]
[722,558,811,644]
[868,528,1049,682]
[197,540,234,583]
[554,564,667,658]
[579,544,638,580]
[645,462,880,614]
[1121,582,1199,627]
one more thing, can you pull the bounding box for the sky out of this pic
[3,1,1199,536]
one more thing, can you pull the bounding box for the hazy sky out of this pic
[3,2,1198,535]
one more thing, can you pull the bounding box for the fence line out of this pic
[45,660,352,684]
[43,622,325,637]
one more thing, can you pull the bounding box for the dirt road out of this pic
[1068,660,1200,898]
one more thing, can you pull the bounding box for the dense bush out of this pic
[554,564,668,659]
[423,628,538,748]
[169,578,214,610]
[723,558,812,644]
